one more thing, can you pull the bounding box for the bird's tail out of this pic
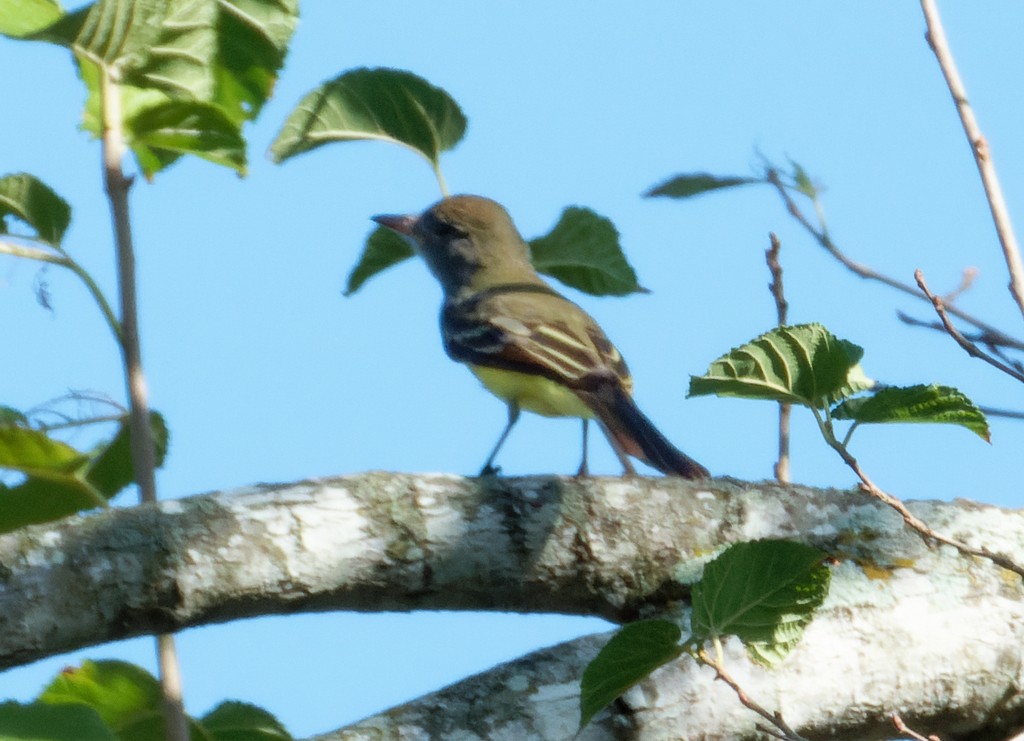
[583,383,709,479]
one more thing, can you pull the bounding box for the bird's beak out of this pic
[371,213,417,236]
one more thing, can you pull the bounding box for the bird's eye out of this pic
[435,220,466,239]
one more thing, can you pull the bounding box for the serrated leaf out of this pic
[691,540,830,666]
[579,620,682,729]
[344,226,415,296]
[832,384,990,442]
[688,323,872,408]
[529,207,645,296]
[201,701,292,741]
[644,173,759,200]
[39,660,162,730]
[0,701,116,741]
[0,412,169,533]
[0,172,72,246]
[0,0,64,38]
[128,100,246,176]
[269,67,467,169]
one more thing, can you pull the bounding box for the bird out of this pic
[372,194,708,479]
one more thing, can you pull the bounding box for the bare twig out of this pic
[915,269,1024,384]
[100,66,188,741]
[892,712,941,741]
[766,233,791,483]
[921,0,1024,324]
[765,170,1024,351]
[812,408,1024,578]
[697,648,809,741]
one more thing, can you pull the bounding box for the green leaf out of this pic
[269,67,467,170]
[832,384,990,442]
[38,661,162,731]
[214,0,298,124]
[61,0,168,68]
[201,701,292,741]
[0,427,89,480]
[690,540,830,666]
[0,0,64,38]
[0,412,170,533]
[344,226,415,296]
[644,173,760,200]
[86,410,170,496]
[128,100,247,176]
[790,159,817,198]
[0,701,116,741]
[0,172,72,246]
[688,323,873,408]
[579,620,682,729]
[528,207,646,296]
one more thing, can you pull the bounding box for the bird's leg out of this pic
[479,402,521,477]
[595,419,638,477]
[575,419,590,477]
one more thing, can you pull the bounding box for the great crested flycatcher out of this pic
[373,195,708,479]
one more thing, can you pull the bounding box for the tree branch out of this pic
[2,474,1023,739]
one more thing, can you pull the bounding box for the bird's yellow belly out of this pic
[469,365,593,419]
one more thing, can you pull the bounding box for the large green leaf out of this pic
[0,172,72,247]
[269,67,467,168]
[645,173,760,200]
[579,620,682,730]
[690,540,830,666]
[832,384,990,442]
[0,411,170,533]
[529,207,646,296]
[0,701,115,741]
[344,226,415,296]
[0,0,64,37]
[689,323,872,408]
[201,701,292,741]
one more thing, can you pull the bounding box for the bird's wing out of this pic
[442,286,631,392]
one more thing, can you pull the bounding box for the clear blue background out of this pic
[2,3,1023,737]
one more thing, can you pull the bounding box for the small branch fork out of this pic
[764,170,1024,353]
[766,233,791,483]
[920,0,1024,325]
[915,269,1024,384]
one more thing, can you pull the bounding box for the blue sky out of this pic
[2,3,1023,737]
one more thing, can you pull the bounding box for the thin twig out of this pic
[765,170,1024,351]
[811,407,1024,578]
[915,269,1024,384]
[696,648,809,741]
[100,66,189,741]
[941,266,978,303]
[921,0,1024,324]
[892,712,941,741]
[766,232,791,483]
